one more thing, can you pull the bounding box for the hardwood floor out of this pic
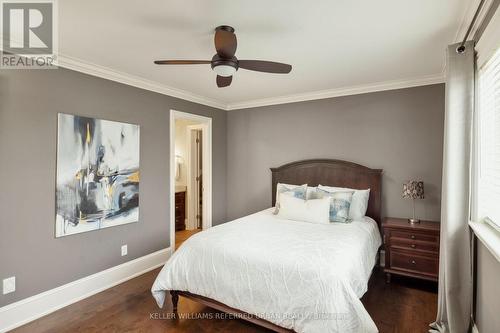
[175,229,202,250]
[12,268,437,333]
[362,270,437,332]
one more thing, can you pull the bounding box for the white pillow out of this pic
[318,185,370,220]
[277,195,330,224]
[274,183,307,214]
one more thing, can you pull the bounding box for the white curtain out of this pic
[430,41,474,333]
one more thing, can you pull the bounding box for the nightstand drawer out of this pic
[390,230,438,244]
[390,238,438,253]
[390,251,438,276]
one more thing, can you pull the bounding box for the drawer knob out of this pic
[411,260,416,265]
[411,244,416,248]
[410,235,416,239]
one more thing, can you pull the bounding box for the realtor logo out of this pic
[1,0,57,68]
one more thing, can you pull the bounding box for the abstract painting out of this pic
[56,113,140,237]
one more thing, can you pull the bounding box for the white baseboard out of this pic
[0,248,170,333]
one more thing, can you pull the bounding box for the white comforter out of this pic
[152,208,381,333]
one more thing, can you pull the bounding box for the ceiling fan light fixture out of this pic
[213,64,236,77]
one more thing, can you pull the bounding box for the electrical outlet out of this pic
[121,244,128,256]
[3,276,16,295]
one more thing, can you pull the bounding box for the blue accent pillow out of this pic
[316,189,354,223]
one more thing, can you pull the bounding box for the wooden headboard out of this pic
[271,159,383,228]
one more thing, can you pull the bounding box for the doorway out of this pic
[170,110,212,253]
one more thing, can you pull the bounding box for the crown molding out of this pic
[52,54,445,111]
[56,55,227,110]
[225,73,445,110]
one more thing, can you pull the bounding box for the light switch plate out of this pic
[121,245,128,256]
[3,276,16,295]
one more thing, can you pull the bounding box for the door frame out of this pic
[169,110,212,254]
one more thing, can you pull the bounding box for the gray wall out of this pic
[475,242,500,333]
[0,68,226,307]
[226,84,445,221]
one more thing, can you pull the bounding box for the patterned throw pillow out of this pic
[318,185,370,220]
[273,183,307,214]
[316,189,354,223]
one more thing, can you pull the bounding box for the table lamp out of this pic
[403,180,424,224]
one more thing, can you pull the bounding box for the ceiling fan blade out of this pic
[214,29,237,58]
[154,60,211,65]
[216,75,232,88]
[238,60,292,74]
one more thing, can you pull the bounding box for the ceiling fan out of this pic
[154,25,292,88]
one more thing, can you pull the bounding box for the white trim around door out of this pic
[169,110,212,254]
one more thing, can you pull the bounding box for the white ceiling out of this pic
[59,0,471,109]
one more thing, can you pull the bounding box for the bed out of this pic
[152,159,383,333]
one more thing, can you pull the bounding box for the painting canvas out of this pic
[56,113,140,237]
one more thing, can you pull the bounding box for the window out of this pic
[477,47,500,230]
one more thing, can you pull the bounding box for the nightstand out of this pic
[383,217,440,283]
